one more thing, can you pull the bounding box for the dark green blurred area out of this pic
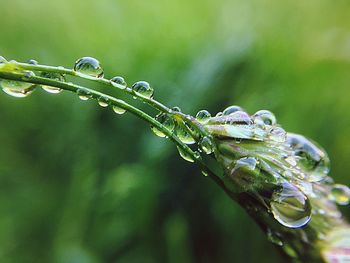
[0,0,349,262]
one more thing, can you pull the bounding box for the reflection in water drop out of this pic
[270,182,311,228]
[131,81,154,98]
[330,184,350,205]
[253,110,277,126]
[223,105,243,115]
[74,57,104,78]
[175,122,195,144]
[199,136,214,154]
[77,89,91,101]
[1,79,35,98]
[196,110,211,123]
[110,76,127,88]
[98,97,109,107]
[150,113,175,137]
[40,72,65,94]
[177,146,194,162]
[112,105,126,115]
[269,127,287,142]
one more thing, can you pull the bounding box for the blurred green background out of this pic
[0,0,349,262]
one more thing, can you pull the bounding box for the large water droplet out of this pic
[40,72,65,94]
[287,133,330,181]
[175,122,195,144]
[1,79,35,98]
[110,76,127,89]
[270,182,311,228]
[177,146,195,162]
[112,105,126,115]
[131,81,154,98]
[98,97,109,107]
[150,113,175,137]
[74,57,104,78]
[253,110,277,126]
[329,184,350,205]
[223,105,243,115]
[196,110,211,123]
[199,136,214,154]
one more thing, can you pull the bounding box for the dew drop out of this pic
[98,97,109,107]
[196,110,211,123]
[223,105,243,115]
[175,122,195,144]
[269,127,287,142]
[216,112,223,117]
[177,146,195,162]
[150,113,175,137]
[77,89,91,101]
[112,105,126,115]
[74,57,104,78]
[40,72,65,94]
[131,81,154,98]
[27,59,38,65]
[172,106,181,113]
[1,79,35,98]
[253,110,277,126]
[225,111,253,125]
[110,76,127,88]
[270,182,311,228]
[329,184,350,205]
[199,136,214,154]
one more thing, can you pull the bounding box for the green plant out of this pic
[0,56,349,262]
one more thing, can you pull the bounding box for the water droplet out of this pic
[172,106,181,112]
[177,146,195,162]
[287,133,330,181]
[131,81,154,98]
[27,59,38,65]
[199,136,214,154]
[98,97,109,107]
[223,105,243,115]
[150,113,175,137]
[201,170,209,177]
[270,182,311,228]
[1,79,35,98]
[269,127,286,142]
[40,72,65,94]
[196,110,211,123]
[110,76,127,88]
[112,105,126,115]
[74,57,104,78]
[77,89,91,101]
[225,111,253,125]
[215,112,223,117]
[267,229,283,246]
[329,184,350,205]
[253,110,277,125]
[175,122,195,144]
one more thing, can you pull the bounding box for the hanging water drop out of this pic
[223,105,243,115]
[40,72,65,94]
[253,110,277,126]
[177,146,194,162]
[98,97,109,107]
[150,113,175,137]
[74,57,104,78]
[110,76,127,88]
[175,122,195,144]
[270,182,312,228]
[329,184,350,205]
[112,105,126,115]
[199,136,214,154]
[1,78,35,98]
[196,110,211,123]
[131,81,154,98]
[77,89,91,101]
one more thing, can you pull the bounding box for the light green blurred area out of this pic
[0,0,349,262]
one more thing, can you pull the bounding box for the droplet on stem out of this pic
[1,78,35,98]
[199,136,214,154]
[77,89,91,101]
[196,110,211,123]
[177,146,194,162]
[110,76,127,89]
[112,105,126,115]
[131,81,154,98]
[253,110,277,126]
[329,184,350,205]
[74,57,104,78]
[223,105,243,115]
[40,72,65,94]
[98,96,109,107]
[150,113,175,137]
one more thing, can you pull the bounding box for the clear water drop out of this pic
[216,112,223,117]
[77,89,91,101]
[177,146,194,162]
[131,81,154,98]
[112,105,126,115]
[27,59,38,65]
[98,97,109,107]
[225,111,253,125]
[175,122,195,144]
[253,110,277,126]
[150,113,175,137]
[172,106,181,113]
[329,184,350,205]
[110,76,127,89]
[196,110,211,123]
[1,79,35,98]
[223,105,243,115]
[269,127,287,142]
[40,72,65,94]
[270,182,311,228]
[74,57,104,78]
[199,136,214,154]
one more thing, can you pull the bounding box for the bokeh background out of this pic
[0,0,350,262]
